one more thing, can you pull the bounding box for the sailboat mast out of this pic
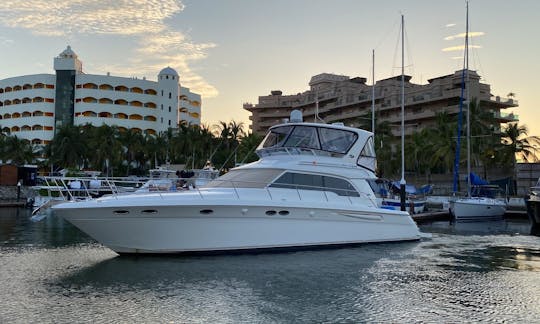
[465,1,471,197]
[371,49,375,135]
[400,14,407,211]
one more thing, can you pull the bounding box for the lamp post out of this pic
[17,180,22,202]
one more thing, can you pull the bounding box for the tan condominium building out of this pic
[244,70,518,137]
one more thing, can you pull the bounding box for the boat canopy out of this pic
[258,124,358,156]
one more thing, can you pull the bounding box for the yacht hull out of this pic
[54,200,421,254]
[450,197,506,221]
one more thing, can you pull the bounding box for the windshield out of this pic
[260,125,357,154]
[205,168,284,188]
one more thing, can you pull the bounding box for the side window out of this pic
[270,172,359,197]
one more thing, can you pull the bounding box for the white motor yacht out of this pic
[52,112,422,254]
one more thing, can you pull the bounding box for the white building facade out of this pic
[0,46,202,145]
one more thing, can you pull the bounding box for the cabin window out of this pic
[318,127,357,154]
[206,168,283,188]
[261,125,292,148]
[357,136,376,172]
[270,172,359,197]
[284,126,320,150]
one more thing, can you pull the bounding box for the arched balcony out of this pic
[32,97,44,103]
[21,125,31,131]
[44,112,54,117]
[46,84,55,89]
[82,83,98,89]
[3,113,11,119]
[83,97,97,103]
[4,100,11,106]
[44,126,53,131]
[13,99,21,104]
[118,126,127,132]
[33,83,44,89]
[144,129,157,135]
[115,85,128,92]
[98,112,112,118]
[144,89,157,95]
[22,84,32,90]
[131,128,142,133]
[131,87,143,94]
[5,87,12,92]
[0,88,4,93]
[2,127,9,133]
[22,97,32,104]
[190,112,200,118]
[179,107,188,113]
[144,115,157,121]
[82,111,97,117]
[33,111,44,117]
[144,102,157,108]
[129,114,143,120]
[179,95,188,100]
[99,84,113,91]
[13,85,22,91]
[32,125,43,131]
[114,113,128,119]
[12,112,21,118]
[129,100,143,107]
[191,100,201,107]
[11,126,20,132]
[114,99,128,105]
[22,111,32,117]
[32,139,42,145]
[99,98,113,104]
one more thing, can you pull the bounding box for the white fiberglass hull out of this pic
[53,190,421,254]
[450,197,507,221]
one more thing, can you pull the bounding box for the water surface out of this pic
[1,208,539,323]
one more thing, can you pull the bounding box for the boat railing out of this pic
[257,147,344,158]
[134,178,377,206]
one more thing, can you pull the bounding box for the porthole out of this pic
[265,210,277,216]
[113,210,129,214]
[278,210,290,216]
[200,209,214,215]
[141,209,157,214]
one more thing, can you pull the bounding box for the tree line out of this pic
[354,99,540,181]
[0,121,262,176]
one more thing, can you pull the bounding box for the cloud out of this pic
[0,0,218,98]
[445,23,456,28]
[444,31,485,41]
[442,45,482,52]
[0,36,14,46]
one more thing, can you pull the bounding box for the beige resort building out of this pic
[244,70,517,137]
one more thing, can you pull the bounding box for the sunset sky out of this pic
[0,0,538,136]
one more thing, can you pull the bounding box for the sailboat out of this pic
[449,1,507,221]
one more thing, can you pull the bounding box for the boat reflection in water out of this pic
[53,111,424,254]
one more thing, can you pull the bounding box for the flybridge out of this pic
[256,111,376,172]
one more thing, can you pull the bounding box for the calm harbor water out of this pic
[1,207,539,323]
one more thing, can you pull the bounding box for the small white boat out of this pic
[52,111,423,254]
[450,196,507,221]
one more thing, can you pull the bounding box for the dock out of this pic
[0,201,26,208]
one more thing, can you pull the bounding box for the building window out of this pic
[161,90,163,96]
[169,92,172,99]
[161,117,163,123]
[168,120,171,126]
[168,106,171,112]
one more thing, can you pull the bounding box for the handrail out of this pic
[33,176,378,207]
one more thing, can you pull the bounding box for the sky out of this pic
[0,0,539,137]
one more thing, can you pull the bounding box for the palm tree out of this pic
[427,112,457,174]
[48,124,87,169]
[501,123,540,194]
[0,135,34,165]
